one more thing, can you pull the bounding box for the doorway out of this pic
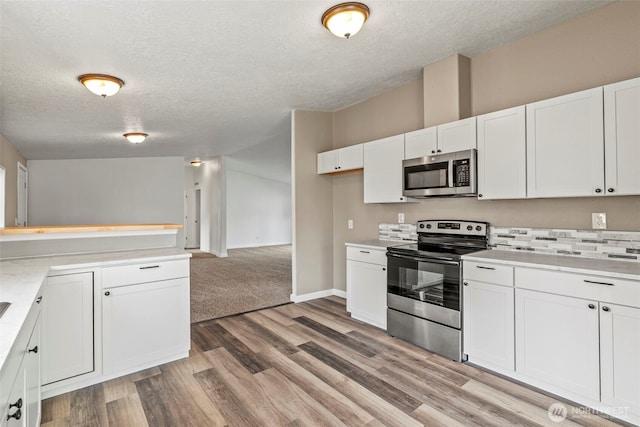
[17,162,27,227]
[185,188,201,249]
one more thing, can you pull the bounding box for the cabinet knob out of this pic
[431,150,436,154]
[6,409,21,421]
[382,267,386,271]
[463,282,468,286]
[9,399,22,410]
[595,188,602,193]
[602,306,610,312]
[400,197,404,201]
[36,296,42,304]
[607,188,615,193]
[28,345,38,354]
[478,194,483,198]
[104,291,110,296]
[437,149,442,153]
[588,303,595,309]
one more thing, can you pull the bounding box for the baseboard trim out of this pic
[290,288,346,303]
[227,241,292,249]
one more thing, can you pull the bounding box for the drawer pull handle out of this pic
[6,409,21,421]
[9,399,22,410]
[28,345,38,354]
[583,279,614,286]
[476,266,496,270]
[140,265,160,270]
[359,250,370,254]
[588,303,596,309]
[602,306,611,312]
[104,291,111,296]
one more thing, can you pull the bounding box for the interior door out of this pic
[17,162,27,226]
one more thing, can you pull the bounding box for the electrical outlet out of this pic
[592,213,607,229]
[348,219,353,229]
[398,213,405,224]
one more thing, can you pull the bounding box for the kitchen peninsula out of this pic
[0,224,191,426]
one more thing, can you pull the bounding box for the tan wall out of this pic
[0,134,27,227]
[330,1,640,291]
[292,110,335,297]
[423,54,471,126]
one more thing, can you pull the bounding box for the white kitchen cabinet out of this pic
[600,303,640,418]
[604,77,640,196]
[102,259,190,376]
[436,117,477,154]
[317,144,363,174]
[23,313,41,427]
[364,135,411,203]
[42,272,94,385]
[526,87,604,198]
[476,106,526,200]
[515,289,600,402]
[346,246,387,329]
[404,126,437,159]
[462,261,515,371]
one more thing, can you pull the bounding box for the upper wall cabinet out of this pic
[364,135,412,203]
[317,144,363,174]
[404,126,437,159]
[604,77,640,196]
[477,106,527,200]
[437,117,477,154]
[526,88,604,198]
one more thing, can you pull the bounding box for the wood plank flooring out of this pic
[41,297,626,426]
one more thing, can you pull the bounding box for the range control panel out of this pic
[417,220,487,236]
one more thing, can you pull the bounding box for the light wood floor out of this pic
[41,297,625,426]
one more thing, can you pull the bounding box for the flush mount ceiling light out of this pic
[322,2,369,39]
[78,74,124,97]
[190,161,203,167]
[123,133,148,144]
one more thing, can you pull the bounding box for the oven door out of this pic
[387,253,461,328]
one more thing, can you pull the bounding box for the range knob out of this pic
[467,225,473,231]
[475,226,482,231]
[419,223,425,229]
[426,224,432,229]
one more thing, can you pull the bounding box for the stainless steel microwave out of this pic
[402,149,477,197]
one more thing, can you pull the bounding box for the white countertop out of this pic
[345,239,412,250]
[463,250,640,281]
[0,248,191,378]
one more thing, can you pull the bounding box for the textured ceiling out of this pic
[0,0,610,162]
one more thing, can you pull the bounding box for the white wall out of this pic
[226,169,291,249]
[27,157,185,246]
[194,157,227,257]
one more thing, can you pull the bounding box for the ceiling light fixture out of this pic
[78,74,125,97]
[322,2,369,39]
[190,161,203,167]
[123,133,148,144]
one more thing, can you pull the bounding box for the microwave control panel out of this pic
[453,159,470,187]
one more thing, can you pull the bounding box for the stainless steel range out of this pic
[386,219,488,362]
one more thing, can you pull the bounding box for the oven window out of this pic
[388,257,460,311]
[405,162,448,190]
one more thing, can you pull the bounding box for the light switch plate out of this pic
[398,213,405,224]
[592,213,607,229]
[348,219,353,229]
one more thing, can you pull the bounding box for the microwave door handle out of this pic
[448,160,454,187]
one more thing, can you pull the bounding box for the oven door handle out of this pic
[386,253,460,266]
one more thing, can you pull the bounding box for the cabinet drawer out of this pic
[102,259,189,288]
[463,261,513,286]
[516,268,640,307]
[346,247,387,265]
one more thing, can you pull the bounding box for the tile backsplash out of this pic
[490,227,640,262]
[379,224,418,242]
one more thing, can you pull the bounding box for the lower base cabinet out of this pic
[346,246,387,329]
[102,278,190,374]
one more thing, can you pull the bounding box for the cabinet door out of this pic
[404,127,437,159]
[103,278,190,375]
[24,312,40,427]
[604,77,640,196]
[338,144,363,171]
[347,260,387,329]
[317,150,339,174]
[463,281,514,371]
[477,106,526,200]
[600,303,640,417]
[515,289,600,401]
[42,273,94,385]
[437,117,476,153]
[363,134,408,203]
[526,88,604,198]
[2,369,25,427]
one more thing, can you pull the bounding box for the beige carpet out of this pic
[189,245,292,323]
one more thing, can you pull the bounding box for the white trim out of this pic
[290,110,298,300]
[290,288,345,303]
[0,229,177,242]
